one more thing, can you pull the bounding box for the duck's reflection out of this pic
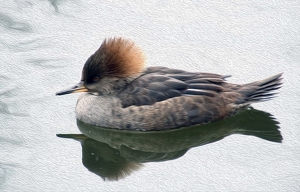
[57,107,282,181]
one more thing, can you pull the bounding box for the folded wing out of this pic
[117,66,230,108]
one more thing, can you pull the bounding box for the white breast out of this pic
[75,93,123,128]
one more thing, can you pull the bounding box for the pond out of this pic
[1,1,299,191]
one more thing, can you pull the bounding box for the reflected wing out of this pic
[117,66,230,108]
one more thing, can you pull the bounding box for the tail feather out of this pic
[254,85,281,95]
[240,73,283,103]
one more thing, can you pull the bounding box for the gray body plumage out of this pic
[56,37,282,130]
[75,66,282,131]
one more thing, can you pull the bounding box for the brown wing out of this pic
[117,66,230,108]
[115,68,282,130]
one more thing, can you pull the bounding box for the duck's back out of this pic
[113,67,282,130]
[118,66,232,107]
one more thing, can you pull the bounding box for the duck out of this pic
[56,37,282,131]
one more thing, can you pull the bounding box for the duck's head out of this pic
[56,37,145,96]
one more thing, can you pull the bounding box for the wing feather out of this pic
[117,66,228,108]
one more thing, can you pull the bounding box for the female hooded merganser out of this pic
[56,37,282,131]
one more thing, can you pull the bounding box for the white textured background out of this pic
[1,0,300,191]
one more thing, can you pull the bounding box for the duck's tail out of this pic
[238,73,283,104]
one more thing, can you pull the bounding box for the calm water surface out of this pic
[1,1,300,191]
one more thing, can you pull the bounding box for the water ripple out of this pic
[0,12,32,32]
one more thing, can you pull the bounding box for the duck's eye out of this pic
[93,76,100,82]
